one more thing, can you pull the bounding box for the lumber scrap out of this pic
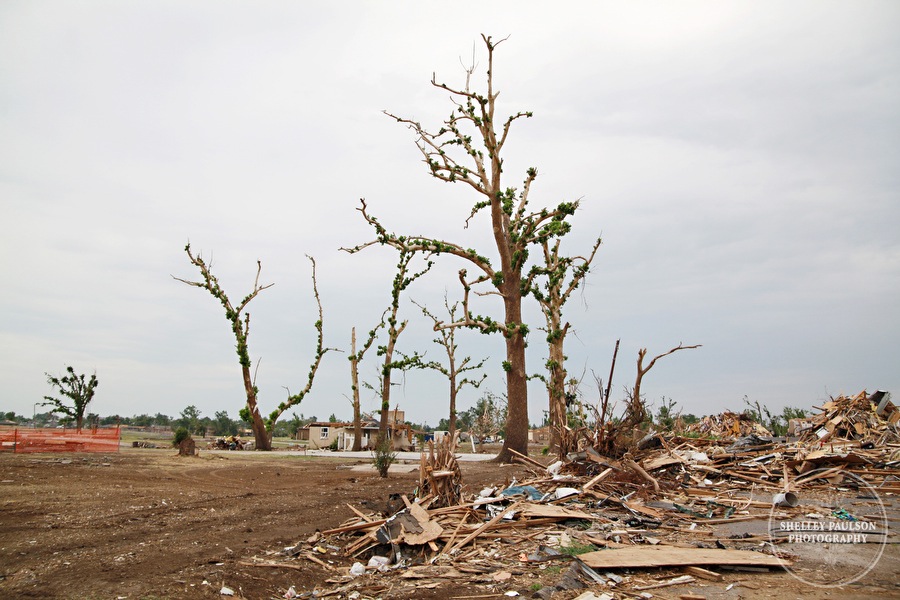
[582,467,614,490]
[449,501,524,553]
[683,565,724,581]
[517,503,608,521]
[508,448,550,471]
[578,545,788,569]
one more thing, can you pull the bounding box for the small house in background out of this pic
[529,426,551,445]
[297,421,352,449]
[336,420,380,451]
[298,414,417,451]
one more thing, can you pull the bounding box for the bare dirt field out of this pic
[0,448,896,600]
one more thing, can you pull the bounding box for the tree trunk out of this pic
[496,289,528,462]
[548,335,566,453]
[242,365,271,450]
[448,367,457,436]
[379,340,395,440]
[350,328,363,451]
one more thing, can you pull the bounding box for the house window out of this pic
[320,427,329,439]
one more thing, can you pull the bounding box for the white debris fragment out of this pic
[367,555,391,571]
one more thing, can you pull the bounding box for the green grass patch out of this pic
[558,542,598,556]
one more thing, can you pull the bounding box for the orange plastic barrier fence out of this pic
[0,426,121,454]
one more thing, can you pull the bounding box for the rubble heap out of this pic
[799,390,900,445]
[685,411,772,439]
[243,414,897,599]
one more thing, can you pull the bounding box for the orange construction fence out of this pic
[0,426,121,454]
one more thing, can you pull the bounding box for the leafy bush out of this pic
[172,427,191,447]
[371,435,396,478]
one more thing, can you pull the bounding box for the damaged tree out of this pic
[526,234,601,455]
[370,249,433,444]
[611,343,701,453]
[630,343,702,429]
[347,325,381,451]
[174,245,332,451]
[467,391,507,452]
[413,296,487,436]
[578,342,701,456]
[347,35,585,462]
[42,366,99,432]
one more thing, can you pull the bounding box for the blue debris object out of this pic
[500,485,543,500]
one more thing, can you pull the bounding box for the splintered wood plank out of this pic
[643,455,684,471]
[578,546,788,569]
[508,448,550,470]
[583,467,614,490]
[449,501,524,552]
[683,565,724,581]
[518,503,607,521]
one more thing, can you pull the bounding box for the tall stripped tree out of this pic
[413,295,487,436]
[42,366,99,432]
[362,248,433,443]
[346,35,583,461]
[525,235,601,454]
[346,323,382,450]
[174,244,331,450]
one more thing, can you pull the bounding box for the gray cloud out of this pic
[2,1,898,427]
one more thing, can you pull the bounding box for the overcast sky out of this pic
[2,1,898,429]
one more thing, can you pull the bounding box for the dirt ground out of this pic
[0,448,896,600]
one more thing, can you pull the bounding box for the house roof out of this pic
[302,421,353,429]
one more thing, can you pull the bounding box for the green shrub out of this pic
[371,435,396,478]
[172,427,190,447]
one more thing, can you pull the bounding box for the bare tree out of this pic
[42,366,99,432]
[525,235,601,453]
[341,246,434,446]
[174,244,332,450]
[347,324,381,450]
[466,391,507,453]
[345,35,584,462]
[628,343,702,431]
[413,295,487,436]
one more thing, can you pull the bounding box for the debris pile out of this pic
[241,391,896,598]
[209,435,247,450]
[799,390,900,445]
[685,411,772,439]
[418,434,462,508]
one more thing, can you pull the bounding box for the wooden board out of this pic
[518,503,605,521]
[578,546,788,569]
